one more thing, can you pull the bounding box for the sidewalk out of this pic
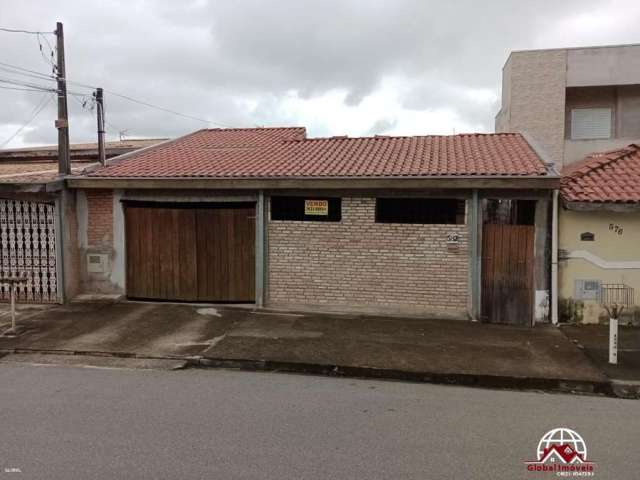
[561,324,640,398]
[0,302,613,396]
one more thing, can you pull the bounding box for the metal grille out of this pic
[598,284,634,307]
[0,200,58,303]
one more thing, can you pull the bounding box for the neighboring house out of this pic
[495,43,640,168]
[65,127,559,325]
[0,139,167,304]
[495,43,640,324]
[559,144,640,324]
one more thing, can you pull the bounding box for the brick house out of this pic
[0,139,165,305]
[66,128,559,325]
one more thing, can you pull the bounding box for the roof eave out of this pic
[563,200,640,212]
[66,174,559,190]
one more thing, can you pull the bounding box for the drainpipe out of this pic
[255,191,265,308]
[469,189,480,320]
[551,189,559,325]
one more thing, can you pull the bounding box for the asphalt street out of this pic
[0,362,638,479]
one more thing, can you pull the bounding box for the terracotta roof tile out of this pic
[87,127,549,178]
[0,162,89,184]
[561,144,640,203]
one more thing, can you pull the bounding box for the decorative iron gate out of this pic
[0,200,59,303]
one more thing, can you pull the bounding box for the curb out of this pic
[0,347,195,363]
[0,348,621,398]
[195,357,615,397]
[610,380,640,400]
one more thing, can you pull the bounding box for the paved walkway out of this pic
[0,302,609,394]
[562,324,640,387]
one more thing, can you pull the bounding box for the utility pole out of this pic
[94,88,106,165]
[55,21,70,175]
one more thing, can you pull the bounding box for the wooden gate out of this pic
[0,199,58,303]
[125,203,255,302]
[481,224,534,325]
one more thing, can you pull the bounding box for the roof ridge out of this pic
[566,144,640,180]
[203,126,306,132]
[297,132,522,142]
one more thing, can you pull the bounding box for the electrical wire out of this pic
[0,27,247,131]
[0,94,54,148]
[0,66,56,85]
[0,27,54,35]
[36,32,57,74]
[0,59,242,129]
[0,61,56,81]
[70,92,95,111]
[65,79,234,128]
[0,84,54,93]
[70,91,129,139]
[0,77,57,93]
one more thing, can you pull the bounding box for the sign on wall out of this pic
[304,199,329,216]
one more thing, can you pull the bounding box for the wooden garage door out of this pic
[125,203,255,302]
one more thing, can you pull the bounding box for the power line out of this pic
[0,94,54,148]
[70,90,130,139]
[65,79,234,128]
[0,27,54,35]
[0,65,56,84]
[36,32,57,74]
[0,61,56,81]
[0,59,236,129]
[70,91,95,111]
[0,84,54,93]
[0,76,57,93]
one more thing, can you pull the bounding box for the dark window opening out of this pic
[375,198,465,224]
[483,199,536,225]
[270,196,341,222]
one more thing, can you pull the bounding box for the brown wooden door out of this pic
[125,203,255,302]
[481,224,534,325]
[196,207,255,302]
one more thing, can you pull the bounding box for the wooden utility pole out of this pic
[95,88,106,165]
[55,21,70,175]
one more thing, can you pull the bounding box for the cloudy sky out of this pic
[0,0,639,148]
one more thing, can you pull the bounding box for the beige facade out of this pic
[558,208,640,324]
[496,44,640,168]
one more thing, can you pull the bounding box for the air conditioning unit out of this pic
[574,279,600,300]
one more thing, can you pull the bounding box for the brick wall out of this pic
[267,197,469,314]
[86,189,113,247]
[496,50,567,166]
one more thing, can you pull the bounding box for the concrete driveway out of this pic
[0,302,232,357]
[0,302,608,392]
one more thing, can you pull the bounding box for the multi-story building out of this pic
[495,44,640,168]
[496,44,640,325]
